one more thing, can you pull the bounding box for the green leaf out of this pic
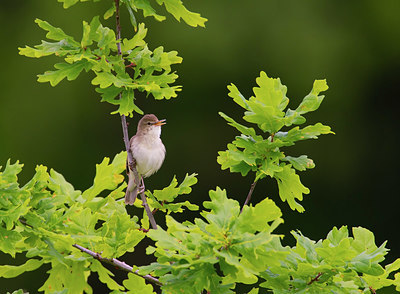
[92,71,117,88]
[274,165,309,212]
[57,0,102,9]
[236,198,282,233]
[97,85,142,116]
[58,0,80,8]
[291,230,320,263]
[121,23,148,51]
[0,159,24,183]
[109,88,143,117]
[19,19,80,58]
[35,19,73,42]
[48,169,81,203]
[19,41,80,58]
[90,259,124,291]
[351,227,379,253]
[96,85,123,103]
[227,83,249,110]
[130,0,166,21]
[202,187,240,232]
[0,227,23,258]
[152,173,197,202]
[159,200,199,214]
[217,142,258,176]
[316,238,354,266]
[38,60,92,86]
[326,226,349,246]
[123,272,155,293]
[178,173,198,194]
[39,261,91,293]
[82,152,126,201]
[155,0,207,27]
[104,2,116,19]
[284,123,334,143]
[296,79,328,115]
[282,155,315,171]
[219,112,258,138]
[0,197,31,230]
[125,1,138,31]
[7,290,25,294]
[363,258,400,290]
[0,259,43,278]
[97,211,144,258]
[243,71,288,133]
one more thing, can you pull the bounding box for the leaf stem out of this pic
[307,272,323,285]
[115,0,158,230]
[241,180,258,212]
[72,244,162,286]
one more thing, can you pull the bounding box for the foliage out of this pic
[0,153,198,293]
[141,189,400,293]
[2,0,400,293]
[18,0,207,117]
[218,72,333,212]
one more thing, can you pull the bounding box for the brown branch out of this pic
[270,132,275,142]
[140,190,158,229]
[241,180,258,213]
[125,62,136,68]
[115,0,122,53]
[114,0,158,230]
[73,244,162,286]
[307,272,323,285]
[115,0,133,166]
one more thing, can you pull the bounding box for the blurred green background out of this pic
[1,0,399,293]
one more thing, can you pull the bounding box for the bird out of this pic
[125,114,166,205]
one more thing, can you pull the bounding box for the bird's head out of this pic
[137,114,166,137]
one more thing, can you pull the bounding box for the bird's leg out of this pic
[138,176,145,194]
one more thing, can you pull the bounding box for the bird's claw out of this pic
[138,177,145,194]
[138,185,145,194]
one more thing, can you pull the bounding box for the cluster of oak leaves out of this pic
[1,0,400,293]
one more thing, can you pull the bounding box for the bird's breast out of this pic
[131,136,166,178]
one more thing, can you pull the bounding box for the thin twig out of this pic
[114,0,158,229]
[73,244,162,286]
[241,180,258,212]
[307,272,323,285]
[115,0,133,168]
[140,191,158,229]
[115,0,134,171]
[115,0,122,53]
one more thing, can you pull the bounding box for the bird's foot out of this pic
[138,177,145,194]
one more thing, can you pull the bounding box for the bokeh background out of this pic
[1,0,399,293]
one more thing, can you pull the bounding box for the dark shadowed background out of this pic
[1,0,399,293]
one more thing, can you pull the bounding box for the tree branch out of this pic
[140,190,158,229]
[114,0,158,229]
[241,180,258,213]
[307,272,322,285]
[73,244,162,286]
[115,0,134,170]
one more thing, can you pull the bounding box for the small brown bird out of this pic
[125,114,166,205]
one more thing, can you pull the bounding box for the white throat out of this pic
[148,125,161,138]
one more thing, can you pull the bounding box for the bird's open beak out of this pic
[153,119,166,126]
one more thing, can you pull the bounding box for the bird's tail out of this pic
[125,170,138,205]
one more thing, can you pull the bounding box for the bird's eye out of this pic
[147,122,151,125]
